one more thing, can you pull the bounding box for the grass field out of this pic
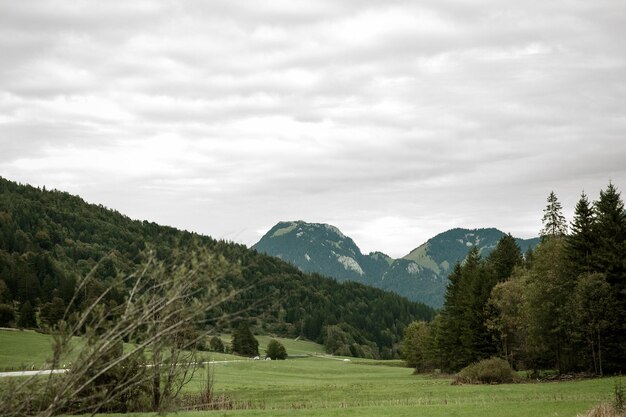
[185,357,615,416]
[0,329,69,370]
[0,330,616,417]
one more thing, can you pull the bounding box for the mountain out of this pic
[251,221,392,287]
[0,177,434,358]
[253,222,540,308]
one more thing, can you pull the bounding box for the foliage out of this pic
[266,339,288,360]
[455,357,515,384]
[323,323,380,359]
[232,323,259,357]
[401,321,432,372]
[424,184,625,375]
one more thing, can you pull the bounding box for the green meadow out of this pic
[0,330,616,417]
[181,357,615,417]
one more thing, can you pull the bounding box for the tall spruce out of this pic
[540,191,567,239]
[566,192,596,275]
[592,183,626,283]
[231,323,259,357]
[591,183,626,372]
[488,234,523,282]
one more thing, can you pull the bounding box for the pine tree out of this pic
[591,182,626,372]
[488,234,523,282]
[231,323,259,357]
[566,192,596,275]
[540,191,567,239]
[592,182,626,283]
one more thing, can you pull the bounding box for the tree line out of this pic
[403,183,625,375]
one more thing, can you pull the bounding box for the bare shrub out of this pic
[0,249,240,417]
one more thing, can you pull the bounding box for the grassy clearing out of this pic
[1,330,616,416]
[177,357,615,416]
[0,329,64,371]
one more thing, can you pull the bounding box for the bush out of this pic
[454,357,515,384]
[266,339,287,360]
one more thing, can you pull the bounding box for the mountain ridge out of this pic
[253,222,540,308]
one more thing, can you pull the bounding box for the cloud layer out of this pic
[1,0,625,257]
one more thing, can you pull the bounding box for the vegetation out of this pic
[0,176,434,359]
[136,359,620,416]
[208,336,225,353]
[265,339,288,360]
[231,323,259,357]
[402,183,625,375]
[0,251,237,416]
[454,357,515,384]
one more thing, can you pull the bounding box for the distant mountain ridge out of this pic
[253,221,540,308]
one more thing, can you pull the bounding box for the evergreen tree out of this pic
[231,323,259,357]
[590,182,626,372]
[566,192,596,275]
[592,183,626,284]
[488,234,523,282]
[438,248,500,371]
[540,191,567,239]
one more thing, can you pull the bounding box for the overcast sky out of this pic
[1,0,625,258]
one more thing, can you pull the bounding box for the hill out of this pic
[253,222,540,307]
[0,177,434,359]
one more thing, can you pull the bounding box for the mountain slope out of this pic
[254,222,540,308]
[0,177,434,358]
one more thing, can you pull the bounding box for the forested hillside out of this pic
[402,185,626,374]
[0,176,434,359]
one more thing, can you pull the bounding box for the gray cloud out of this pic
[1,0,625,257]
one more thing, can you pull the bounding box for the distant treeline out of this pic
[403,184,625,374]
[0,176,434,359]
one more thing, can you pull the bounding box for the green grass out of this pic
[1,330,615,417]
[0,329,61,370]
[100,356,616,416]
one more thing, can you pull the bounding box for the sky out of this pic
[1,0,625,258]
